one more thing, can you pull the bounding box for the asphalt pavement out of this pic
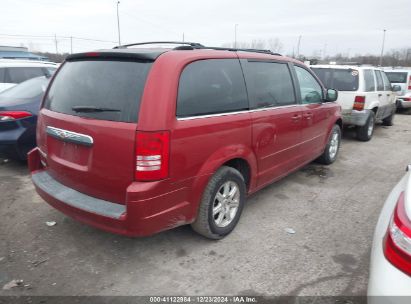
[1,113,411,296]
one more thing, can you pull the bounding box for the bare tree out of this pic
[266,38,283,53]
[221,37,284,53]
[314,47,411,67]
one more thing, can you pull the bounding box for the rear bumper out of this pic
[342,109,370,126]
[29,148,194,237]
[368,236,411,297]
[397,98,411,109]
[0,120,36,160]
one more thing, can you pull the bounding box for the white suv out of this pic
[311,65,400,141]
[0,59,58,93]
[384,69,411,110]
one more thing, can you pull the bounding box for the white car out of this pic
[368,165,411,303]
[311,65,401,141]
[385,69,411,110]
[0,59,57,93]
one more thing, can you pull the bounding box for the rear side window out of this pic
[363,69,375,91]
[311,68,359,91]
[243,61,296,109]
[6,67,44,83]
[375,70,384,90]
[44,60,152,123]
[381,72,392,90]
[177,59,248,117]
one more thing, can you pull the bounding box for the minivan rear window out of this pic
[385,72,408,83]
[44,60,152,123]
[311,68,359,91]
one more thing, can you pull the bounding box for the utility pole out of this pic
[182,33,185,42]
[406,49,411,65]
[296,35,302,58]
[323,43,327,60]
[379,29,386,67]
[116,1,121,46]
[70,36,73,54]
[54,34,58,54]
[234,24,238,48]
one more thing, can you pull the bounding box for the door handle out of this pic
[291,114,301,121]
[303,113,313,119]
[387,94,390,97]
[378,94,383,97]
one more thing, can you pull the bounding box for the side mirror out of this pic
[392,85,402,92]
[325,89,338,102]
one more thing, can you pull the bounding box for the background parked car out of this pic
[0,76,50,160]
[311,65,400,141]
[28,43,341,239]
[0,59,57,93]
[368,165,411,301]
[385,69,411,111]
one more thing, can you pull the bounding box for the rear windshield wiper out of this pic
[72,106,121,113]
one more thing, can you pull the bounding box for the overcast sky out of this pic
[1,0,410,56]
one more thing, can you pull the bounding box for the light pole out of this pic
[296,35,302,59]
[54,34,58,54]
[379,29,386,67]
[234,24,238,48]
[116,1,121,46]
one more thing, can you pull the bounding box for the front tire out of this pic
[317,124,341,165]
[357,112,375,142]
[191,166,246,240]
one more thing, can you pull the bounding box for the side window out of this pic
[363,69,376,92]
[381,72,392,91]
[6,67,44,84]
[0,68,5,82]
[294,66,323,104]
[243,61,296,109]
[177,59,248,117]
[375,70,384,91]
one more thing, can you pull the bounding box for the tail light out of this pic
[408,76,411,90]
[384,191,411,276]
[353,96,365,111]
[0,111,32,121]
[135,131,170,181]
[402,97,411,102]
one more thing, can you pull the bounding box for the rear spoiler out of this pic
[66,50,164,61]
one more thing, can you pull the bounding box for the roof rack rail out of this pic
[113,41,282,56]
[199,46,281,56]
[114,41,204,49]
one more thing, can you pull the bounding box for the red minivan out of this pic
[28,42,342,239]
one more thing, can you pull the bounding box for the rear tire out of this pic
[357,112,375,142]
[191,166,246,240]
[382,112,395,126]
[317,124,341,165]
